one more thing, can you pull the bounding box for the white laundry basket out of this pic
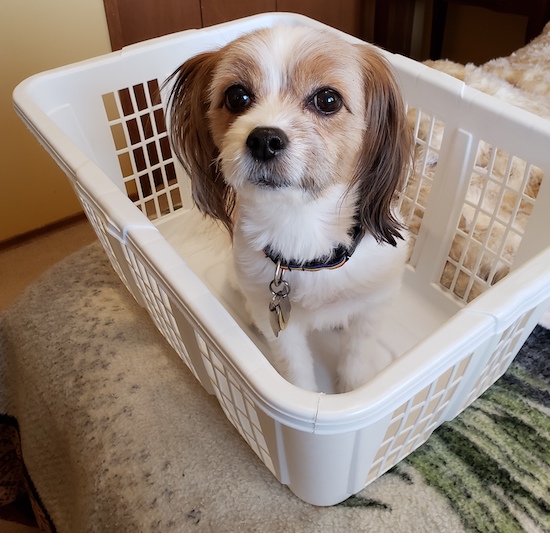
[13,13,550,506]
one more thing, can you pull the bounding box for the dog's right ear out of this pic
[166,52,235,235]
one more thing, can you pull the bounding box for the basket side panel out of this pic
[277,420,390,506]
[392,60,466,272]
[397,105,446,260]
[75,183,144,305]
[393,63,550,305]
[121,241,215,394]
[101,79,191,222]
[439,141,546,303]
[364,351,473,484]
[361,303,547,492]
[195,337,284,478]
[456,307,541,414]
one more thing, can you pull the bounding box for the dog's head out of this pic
[167,25,412,245]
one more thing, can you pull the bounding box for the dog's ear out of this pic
[166,51,235,235]
[352,45,413,246]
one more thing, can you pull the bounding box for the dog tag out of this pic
[268,261,291,337]
[269,295,284,337]
[269,292,291,337]
[278,291,291,325]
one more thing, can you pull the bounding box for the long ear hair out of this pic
[352,46,413,246]
[165,52,235,235]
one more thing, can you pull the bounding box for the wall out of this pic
[0,0,111,242]
[442,4,526,65]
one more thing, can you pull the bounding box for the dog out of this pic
[166,24,413,392]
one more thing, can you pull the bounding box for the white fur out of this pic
[233,216,409,392]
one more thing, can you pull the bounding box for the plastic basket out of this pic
[13,13,550,506]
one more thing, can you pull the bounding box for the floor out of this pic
[0,218,97,313]
[0,218,97,532]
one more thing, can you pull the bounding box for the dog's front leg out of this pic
[337,313,395,393]
[244,295,318,391]
[267,322,318,392]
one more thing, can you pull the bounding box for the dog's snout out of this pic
[246,127,288,161]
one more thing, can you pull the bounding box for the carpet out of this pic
[0,240,548,532]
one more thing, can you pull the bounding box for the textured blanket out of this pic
[2,23,550,533]
[0,243,548,532]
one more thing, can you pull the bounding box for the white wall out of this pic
[1,0,111,241]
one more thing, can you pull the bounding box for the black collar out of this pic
[263,223,363,272]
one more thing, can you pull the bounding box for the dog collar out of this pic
[263,223,363,272]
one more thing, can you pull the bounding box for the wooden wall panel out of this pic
[201,0,276,28]
[278,0,374,39]
[103,0,202,50]
[103,0,406,55]
[374,0,416,55]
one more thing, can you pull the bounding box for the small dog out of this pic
[167,25,413,392]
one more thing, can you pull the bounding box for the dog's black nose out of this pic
[246,127,288,161]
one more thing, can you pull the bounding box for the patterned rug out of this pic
[406,325,550,532]
[338,325,550,532]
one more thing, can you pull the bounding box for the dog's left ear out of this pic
[352,45,413,246]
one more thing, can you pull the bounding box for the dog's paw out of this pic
[289,373,319,392]
[274,356,318,392]
[336,366,379,393]
[336,341,395,393]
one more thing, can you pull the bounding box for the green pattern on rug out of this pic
[406,325,550,533]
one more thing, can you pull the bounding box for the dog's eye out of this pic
[224,85,252,113]
[310,88,343,115]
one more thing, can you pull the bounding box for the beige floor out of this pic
[0,218,96,532]
[0,218,97,313]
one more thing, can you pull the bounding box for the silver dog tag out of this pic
[269,292,291,337]
[268,262,291,337]
[269,295,283,337]
[279,292,291,325]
